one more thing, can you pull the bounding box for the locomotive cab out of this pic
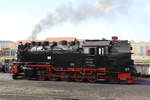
[83,47,107,56]
[82,40,110,56]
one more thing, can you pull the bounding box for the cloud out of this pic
[144,6,150,11]
[95,0,113,14]
[69,0,77,2]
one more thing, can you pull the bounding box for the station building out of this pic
[0,41,15,56]
[131,42,150,59]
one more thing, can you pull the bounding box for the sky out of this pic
[0,0,150,42]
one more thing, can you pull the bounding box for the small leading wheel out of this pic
[74,72,84,82]
[87,73,98,83]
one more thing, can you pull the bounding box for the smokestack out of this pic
[30,0,129,40]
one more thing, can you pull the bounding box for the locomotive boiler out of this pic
[11,36,138,83]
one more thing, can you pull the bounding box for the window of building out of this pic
[140,46,144,56]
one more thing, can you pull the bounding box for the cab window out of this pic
[99,48,104,55]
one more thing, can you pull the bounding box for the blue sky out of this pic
[0,0,150,42]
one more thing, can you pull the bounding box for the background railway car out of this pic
[135,63,150,77]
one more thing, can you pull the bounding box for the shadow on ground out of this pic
[136,78,150,85]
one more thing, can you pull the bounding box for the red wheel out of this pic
[87,73,98,83]
[60,72,68,81]
[47,72,53,80]
[38,75,45,81]
[111,78,119,84]
[74,72,84,82]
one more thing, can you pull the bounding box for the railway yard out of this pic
[0,73,149,100]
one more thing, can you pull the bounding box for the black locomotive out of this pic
[11,36,138,83]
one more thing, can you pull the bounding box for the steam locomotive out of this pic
[11,36,138,83]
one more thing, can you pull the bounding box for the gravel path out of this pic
[0,73,149,100]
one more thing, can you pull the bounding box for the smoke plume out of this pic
[30,0,129,40]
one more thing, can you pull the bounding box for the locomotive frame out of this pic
[11,36,138,83]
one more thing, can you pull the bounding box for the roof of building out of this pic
[46,37,77,42]
[0,40,15,43]
[10,37,81,50]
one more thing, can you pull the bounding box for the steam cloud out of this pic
[30,0,129,40]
